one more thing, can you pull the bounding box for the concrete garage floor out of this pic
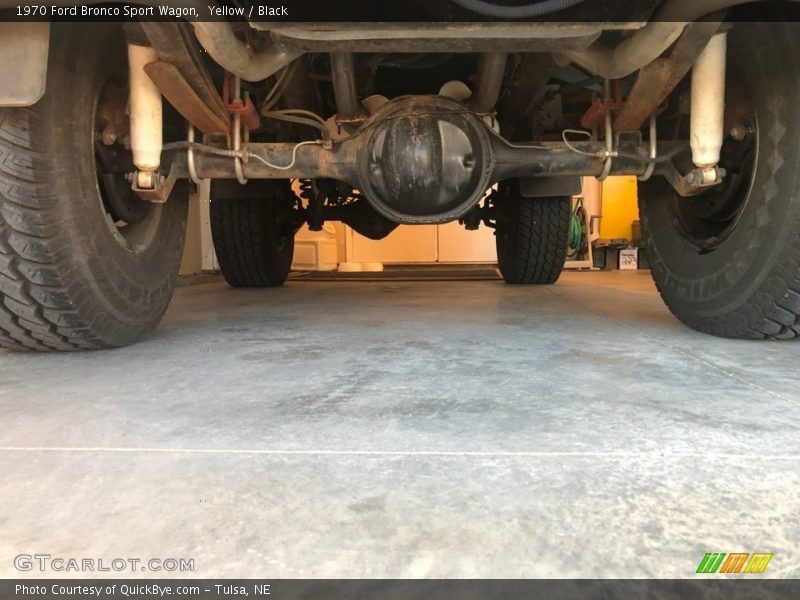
[1,271,799,578]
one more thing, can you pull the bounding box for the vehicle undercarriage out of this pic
[1,0,799,349]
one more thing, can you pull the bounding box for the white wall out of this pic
[179,180,216,275]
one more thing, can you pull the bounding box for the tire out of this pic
[494,180,571,284]
[0,25,188,352]
[640,21,800,339]
[210,181,297,288]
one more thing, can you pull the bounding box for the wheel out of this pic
[0,24,188,352]
[640,21,800,339]
[210,180,298,288]
[494,180,571,284]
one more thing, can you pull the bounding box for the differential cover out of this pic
[357,96,492,224]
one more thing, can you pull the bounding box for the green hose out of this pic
[568,199,584,257]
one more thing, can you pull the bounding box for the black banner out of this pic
[2,580,800,600]
[0,0,799,22]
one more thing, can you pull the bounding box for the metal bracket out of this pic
[222,71,261,130]
[131,163,179,203]
[658,163,726,197]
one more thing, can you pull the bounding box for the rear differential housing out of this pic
[356,96,493,224]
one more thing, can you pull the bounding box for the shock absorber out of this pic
[690,31,727,180]
[127,43,162,190]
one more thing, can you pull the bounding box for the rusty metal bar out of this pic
[177,139,688,183]
[144,61,230,134]
[470,52,508,113]
[613,59,673,132]
[614,20,722,131]
[330,52,362,121]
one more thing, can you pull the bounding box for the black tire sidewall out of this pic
[260,196,295,284]
[641,22,800,321]
[210,180,296,288]
[43,24,188,343]
[495,182,521,279]
[494,180,570,285]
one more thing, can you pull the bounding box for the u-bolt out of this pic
[186,124,204,186]
[639,112,657,182]
[231,75,248,185]
[597,79,614,181]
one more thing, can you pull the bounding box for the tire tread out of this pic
[0,107,89,351]
[210,189,294,288]
[497,188,571,285]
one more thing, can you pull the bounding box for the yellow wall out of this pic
[599,176,639,241]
